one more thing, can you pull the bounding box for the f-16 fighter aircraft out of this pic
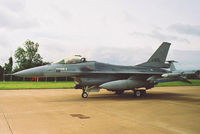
[158,61,200,83]
[13,42,198,98]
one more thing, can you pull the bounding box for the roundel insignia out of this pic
[86,66,91,69]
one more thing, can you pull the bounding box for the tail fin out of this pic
[137,42,171,68]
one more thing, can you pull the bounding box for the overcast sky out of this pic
[0,0,200,69]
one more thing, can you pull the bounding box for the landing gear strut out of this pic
[82,87,88,98]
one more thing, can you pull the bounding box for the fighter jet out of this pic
[13,42,194,98]
[158,61,200,83]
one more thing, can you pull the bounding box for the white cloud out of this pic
[0,0,40,30]
[0,0,199,70]
[0,0,26,12]
[168,23,200,36]
[170,50,200,70]
[130,30,190,44]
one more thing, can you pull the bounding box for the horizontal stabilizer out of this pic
[179,76,192,84]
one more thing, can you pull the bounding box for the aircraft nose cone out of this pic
[13,71,26,77]
[13,66,46,78]
[13,69,34,77]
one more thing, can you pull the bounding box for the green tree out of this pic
[0,65,3,80]
[4,57,13,74]
[14,40,43,71]
[1,57,13,81]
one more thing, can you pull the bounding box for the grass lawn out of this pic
[0,81,75,89]
[156,79,200,86]
[0,80,200,90]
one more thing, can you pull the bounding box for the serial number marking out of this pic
[55,68,68,72]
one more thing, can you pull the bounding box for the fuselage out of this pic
[14,61,169,87]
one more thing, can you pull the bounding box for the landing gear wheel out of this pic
[115,90,124,95]
[82,92,88,98]
[135,90,141,97]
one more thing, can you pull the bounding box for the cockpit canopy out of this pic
[54,55,86,64]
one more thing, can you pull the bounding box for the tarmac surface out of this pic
[0,86,199,134]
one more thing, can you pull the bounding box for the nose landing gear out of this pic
[82,92,88,98]
[82,87,88,98]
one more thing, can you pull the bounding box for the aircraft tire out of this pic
[82,92,88,98]
[135,90,142,97]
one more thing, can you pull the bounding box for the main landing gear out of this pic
[82,87,88,98]
[114,89,146,97]
[134,90,146,97]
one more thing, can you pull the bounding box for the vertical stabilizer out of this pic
[137,42,171,68]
